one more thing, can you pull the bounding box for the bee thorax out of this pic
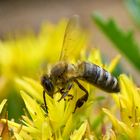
[50,62,67,78]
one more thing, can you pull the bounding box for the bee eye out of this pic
[44,80,54,93]
[41,76,54,93]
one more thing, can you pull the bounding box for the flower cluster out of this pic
[103,74,140,139]
[0,17,139,140]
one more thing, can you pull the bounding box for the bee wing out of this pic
[59,15,87,62]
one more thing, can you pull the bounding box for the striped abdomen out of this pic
[78,62,120,93]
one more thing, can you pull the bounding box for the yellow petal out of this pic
[0,99,7,113]
[15,78,43,103]
[70,120,87,140]
[20,90,45,128]
[103,129,117,140]
[107,55,121,72]
[42,119,53,140]
[1,119,39,134]
[62,114,73,138]
[45,93,66,131]
[88,48,102,66]
[39,20,67,63]
[14,132,24,140]
[103,108,134,139]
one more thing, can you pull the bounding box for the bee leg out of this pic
[73,79,88,112]
[43,90,48,112]
[60,94,73,101]
[67,94,73,101]
[54,87,62,94]
[58,84,73,102]
[58,91,68,102]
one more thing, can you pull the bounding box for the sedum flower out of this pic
[0,77,91,140]
[0,47,120,140]
[103,74,140,139]
[0,18,88,121]
[0,17,121,139]
[0,20,68,95]
[0,99,17,139]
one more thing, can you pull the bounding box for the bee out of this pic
[41,15,120,112]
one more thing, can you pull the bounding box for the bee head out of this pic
[41,75,54,97]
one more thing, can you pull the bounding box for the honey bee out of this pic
[41,15,120,112]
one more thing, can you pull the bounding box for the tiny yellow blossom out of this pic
[103,74,140,139]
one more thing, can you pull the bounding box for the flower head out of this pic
[0,17,122,139]
[103,74,140,139]
[1,77,90,139]
[2,46,120,140]
[0,19,68,97]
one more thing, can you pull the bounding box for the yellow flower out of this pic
[0,19,68,98]
[0,18,85,120]
[103,74,140,139]
[1,47,119,140]
[0,77,90,139]
[0,17,121,139]
[0,99,15,139]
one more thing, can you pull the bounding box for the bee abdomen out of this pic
[78,62,120,93]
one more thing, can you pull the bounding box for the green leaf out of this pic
[91,13,140,72]
[124,0,140,27]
